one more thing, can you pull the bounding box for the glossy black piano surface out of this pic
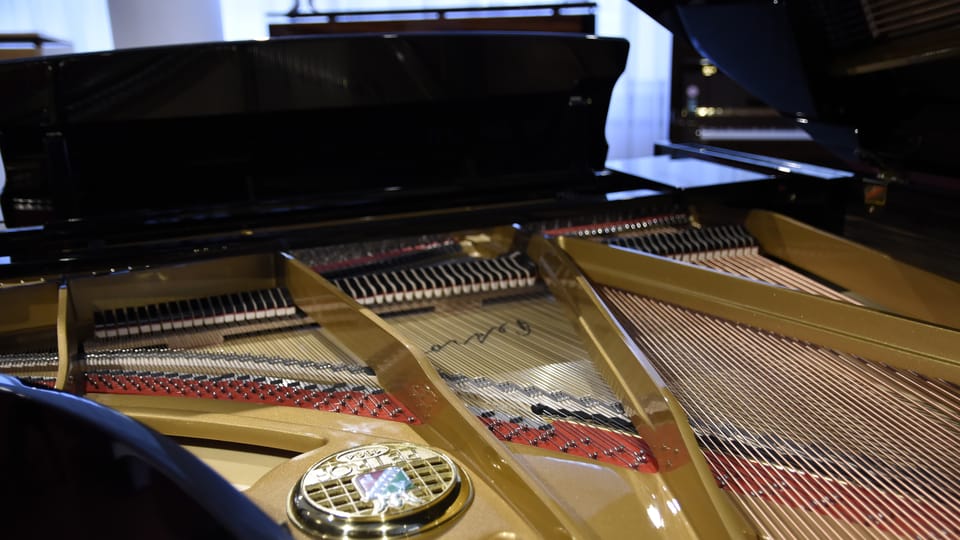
[0,32,653,278]
[0,33,627,224]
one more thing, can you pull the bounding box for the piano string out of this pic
[602,285,960,539]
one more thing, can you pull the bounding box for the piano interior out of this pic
[1,4,959,540]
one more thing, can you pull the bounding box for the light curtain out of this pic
[0,0,113,52]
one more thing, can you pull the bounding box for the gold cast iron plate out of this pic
[289,443,472,538]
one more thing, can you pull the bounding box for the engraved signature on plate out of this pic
[426,319,532,353]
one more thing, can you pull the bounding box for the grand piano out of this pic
[1,2,959,539]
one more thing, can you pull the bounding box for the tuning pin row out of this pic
[607,224,757,261]
[93,288,296,339]
[333,252,537,306]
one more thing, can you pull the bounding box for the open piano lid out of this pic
[0,32,628,267]
[631,0,960,184]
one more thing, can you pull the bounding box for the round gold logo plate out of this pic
[289,443,471,538]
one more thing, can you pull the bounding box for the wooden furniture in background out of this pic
[0,33,72,61]
[268,3,597,37]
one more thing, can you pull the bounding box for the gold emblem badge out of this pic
[288,443,471,537]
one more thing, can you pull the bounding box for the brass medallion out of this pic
[288,443,471,538]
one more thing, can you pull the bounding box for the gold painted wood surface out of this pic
[18,208,952,539]
[67,254,279,331]
[90,393,334,453]
[181,443,291,491]
[0,281,61,385]
[245,445,541,540]
[559,236,960,385]
[560,240,960,539]
[282,254,603,539]
[745,209,960,329]
[531,235,756,540]
[55,285,73,390]
[55,251,633,539]
[0,281,58,339]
